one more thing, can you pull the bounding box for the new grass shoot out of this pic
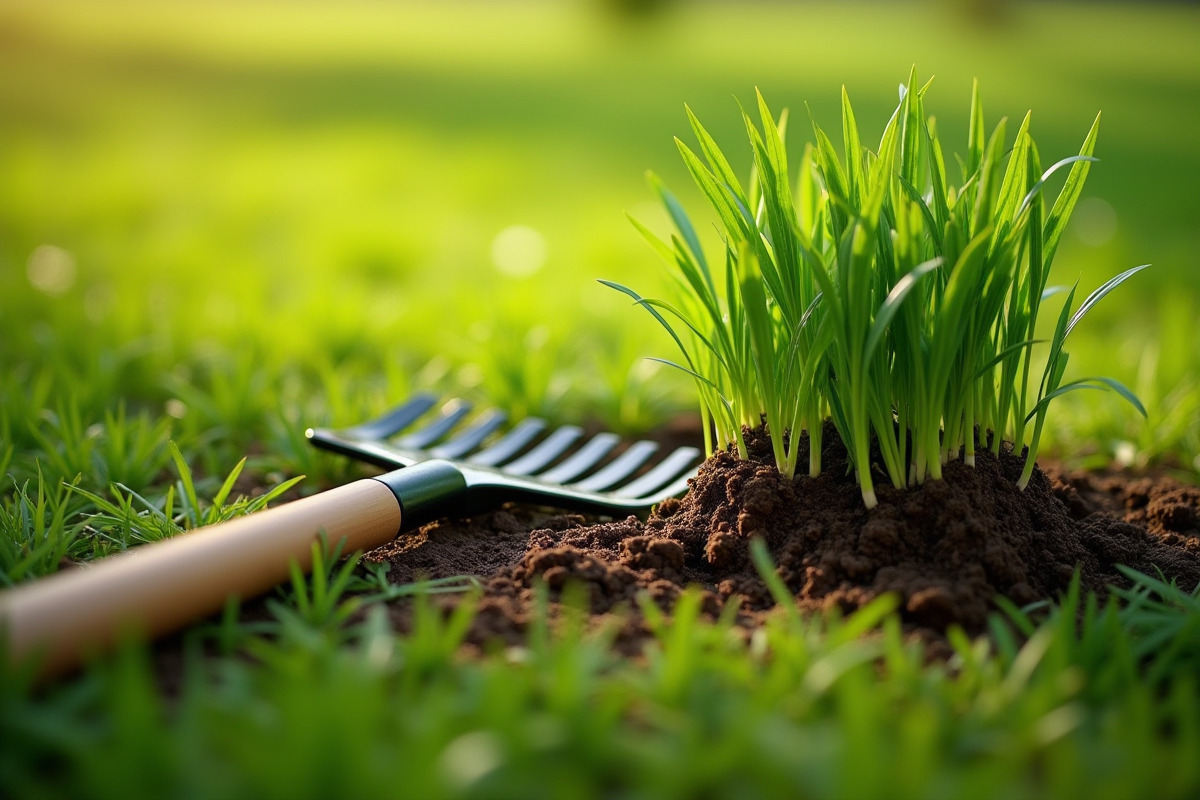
[607,71,1147,507]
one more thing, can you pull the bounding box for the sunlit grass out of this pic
[2,1,1195,475]
[0,2,1198,796]
[3,552,1200,799]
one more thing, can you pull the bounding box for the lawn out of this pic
[2,1,1200,797]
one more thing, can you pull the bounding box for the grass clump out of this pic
[608,71,1147,507]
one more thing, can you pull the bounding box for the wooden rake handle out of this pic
[0,478,403,679]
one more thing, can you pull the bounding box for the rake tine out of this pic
[309,394,703,507]
[467,417,547,467]
[536,431,621,484]
[570,440,659,492]
[428,408,508,459]
[502,426,583,476]
[393,399,472,450]
[342,393,438,441]
[612,446,702,499]
[305,429,418,470]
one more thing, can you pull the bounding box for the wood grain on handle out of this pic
[0,478,402,678]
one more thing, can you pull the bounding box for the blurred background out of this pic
[1,0,1198,481]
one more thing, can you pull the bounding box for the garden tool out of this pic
[0,393,701,677]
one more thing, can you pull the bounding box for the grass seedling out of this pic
[268,537,364,633]
[71,442,304,550]
[612,71,1147,506]
[0,468,83,585]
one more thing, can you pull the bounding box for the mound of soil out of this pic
[367,424,1200,647]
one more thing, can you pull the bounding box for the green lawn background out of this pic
[2,0,1198,481]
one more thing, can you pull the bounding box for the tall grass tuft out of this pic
[608,71,1146,507]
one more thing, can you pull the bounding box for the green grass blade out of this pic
[973,339,1045,380]
[599,280,701,373]
[645,357,740,434]
[969,117,1009,235]
[923,113,951,233]
[737,244,787,470]
[685,103,751,216]
[1043,112,1101,266]
[841,85,864,205]
[1016,155,1100,217]
[648,172,713,288]
[676,138,754,243]
[989,112,1032,252]
[211,457,247,511]
[863,257,941,364]
[246,476,305,512]
[627,208,677,265]
[1039,283,1078,399]
[1087,376,1148,417]
[1024,377,1147,424]
[1063,264,1151,341]
[894,172,943,251]
[967,77,985,178]
[809,110,851,237]
[744,97,803,322]
[167,442,202,530]
[898,66,923,187]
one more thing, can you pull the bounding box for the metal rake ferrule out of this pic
[305,392,702,523]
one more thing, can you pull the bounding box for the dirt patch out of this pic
[367,424,1200,648]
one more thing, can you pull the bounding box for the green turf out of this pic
[4,553,1200,800]
[2,1,1197,471]
[2,1,1199,797]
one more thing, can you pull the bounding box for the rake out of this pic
[1,393,701,677]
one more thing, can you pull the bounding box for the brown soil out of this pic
[365,424,1200,649]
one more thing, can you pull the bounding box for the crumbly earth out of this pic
[367,424,1200,650]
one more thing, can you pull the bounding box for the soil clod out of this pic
[368,424,1200,647]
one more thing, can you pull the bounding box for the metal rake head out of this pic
[305,393,702,517]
